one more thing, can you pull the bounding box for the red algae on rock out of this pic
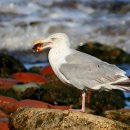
[40,66,57,80]
[4,99,69,113]
[0,96,17,107]
[0,122,9,130]
[12,72,48,83]
[0,110,7,118]
[0,78,18,90]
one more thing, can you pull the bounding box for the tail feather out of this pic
[112,79,130,91]
[117,86,130,91]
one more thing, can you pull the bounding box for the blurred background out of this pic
[0,0,130,63]
[1,0,130,128]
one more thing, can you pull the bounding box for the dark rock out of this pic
[22,81,125,114]
[0,89,20,100]
[0,53,26,78]
[90,1,130,14]
[22,81,81,108]
[28,66,42,74]
[90,90,125,114]
[77,42,130,64]
[108,2,130,14]
[22,88,48,100]
[9,107,130,130]
[103,109,130,126]
[12,82,40,99]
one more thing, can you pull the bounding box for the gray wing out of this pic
[59,50,127,90]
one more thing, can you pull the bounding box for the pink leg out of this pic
[69,91,86,112]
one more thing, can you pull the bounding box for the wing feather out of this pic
[59,50,127,90]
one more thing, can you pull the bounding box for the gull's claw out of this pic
[69,108,85,112]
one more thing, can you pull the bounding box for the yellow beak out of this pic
[34,40,44,45]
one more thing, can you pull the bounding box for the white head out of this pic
[32,33,70,52]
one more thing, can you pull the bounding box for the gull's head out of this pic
[32,33,70,52]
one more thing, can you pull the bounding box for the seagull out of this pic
[32,33,130,112]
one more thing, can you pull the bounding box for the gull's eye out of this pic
[51,37,56,41]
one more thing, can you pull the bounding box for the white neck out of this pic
[48,43,72,83]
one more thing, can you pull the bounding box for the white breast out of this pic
[48,47,71,83]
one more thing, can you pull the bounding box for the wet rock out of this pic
[22,87,48,100]
[4,99,50,113]
[28,66,42,74]
[0,110,7,118]
[108,2,130,14]
[90,90,125,114]
[0,78,18,89]
[22,81,125,113]
[12,72,48,83]
[40,65,57,80]
[9,107,130,130]
[0,96,17,108]
[0,89,19,100]
[12,82,40,99]
[77,42,130,64]
[0,122,9,130]
[103,109,130,126]
[0,53,26,78]
[4,99,69,114]
[23,81,81,107]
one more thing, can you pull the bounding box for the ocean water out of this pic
[0,0,130,57]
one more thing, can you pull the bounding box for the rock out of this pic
[22,81,81,107]
[118,109,130,112]
[40,65,57,80]
[22,81,125,113]
[12,82,40,98]
[108,2,130,14]
[103,109,130,126]
[3,99,50,114]
[77,42,130,64]
[0,110,7,118]
[0,78,18,90]
[0,122,9,130]
[0,96,17,108]
[12,72,48,83]
[89,90,125,114]
[0,53,26,78]
[22,87,48,100]
[4,99,69,113]
[0,89,19,100]
[9,107,130,130]
[28,66,42,74]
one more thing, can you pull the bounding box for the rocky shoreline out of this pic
[0,43,130,129]
[9,107,130,130]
